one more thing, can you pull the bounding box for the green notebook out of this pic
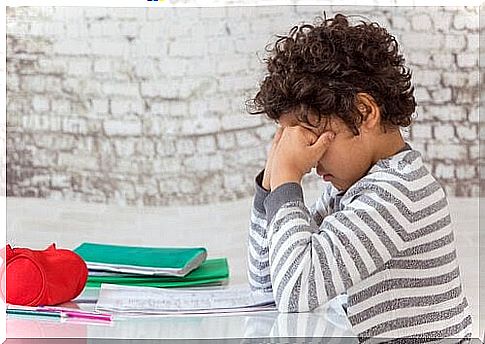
[74,242,207,277]
[85,258,230,288]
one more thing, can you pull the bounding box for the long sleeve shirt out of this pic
[247,145,472,342]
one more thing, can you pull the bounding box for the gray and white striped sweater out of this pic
[247,145,472,342]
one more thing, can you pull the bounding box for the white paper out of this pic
[95,284,276,315]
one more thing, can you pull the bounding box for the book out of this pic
[74,242,207,277]
[84,258,230,288]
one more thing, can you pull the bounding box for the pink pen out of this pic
[61,310,112,322]
[39,307,112,322]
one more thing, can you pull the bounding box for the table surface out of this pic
[7,287,356,340]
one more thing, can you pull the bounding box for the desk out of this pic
[7,288,356,342]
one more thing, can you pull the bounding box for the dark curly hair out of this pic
[246,13,416,135]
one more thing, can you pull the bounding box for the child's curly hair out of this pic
[246,13,416,135]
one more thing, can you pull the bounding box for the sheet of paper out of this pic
[95,283,276,315]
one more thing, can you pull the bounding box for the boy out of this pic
[246,13,472,341]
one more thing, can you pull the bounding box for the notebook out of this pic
[74,242,207,277]
[84,258,230,288]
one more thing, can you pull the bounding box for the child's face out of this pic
[278,112,374,191]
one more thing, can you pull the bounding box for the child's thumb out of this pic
[312,131,335,157]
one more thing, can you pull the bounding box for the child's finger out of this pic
[311,131,335,158]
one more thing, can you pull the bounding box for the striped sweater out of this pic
[247,145,472,342]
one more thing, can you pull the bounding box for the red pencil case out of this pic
[1,243,88,306]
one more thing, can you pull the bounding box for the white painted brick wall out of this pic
[6,5,480,205]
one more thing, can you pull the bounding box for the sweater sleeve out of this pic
[263,182,406,313]
[247,169,273,292]
[247,173,337,293]
[308,182,337,227]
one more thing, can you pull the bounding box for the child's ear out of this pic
[356,92,380,132]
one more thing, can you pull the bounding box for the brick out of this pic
[453,87,478,104]
[216,132,236,150]
[456,53,477,68]
[181,117,221,135]
[411,123,432,140]
[235,130,260,147]
[453,12,479,31]
[51,174,71,188]
[21,75,45,93]
[466,33,479,51]
[433,123,455,140]
[427,143,467,160]
[58,153,98,170]
[390,15,411,31]
[89,21,121,37]
[90,39,130,56]
[411,14,432,32]
[155,139,176,157]
[53,39,90,55]
[102,82,139,97]
[64,22,89,38]
[135,139,156,157]
[153,157,183,174]
[169,102,189,117]
[415,87,431,102]
[216,56,249,74]
[467,107,478,123]
[62,118,87,134]
[429,10,453,33]
[113,138,136,157]
[133,58,158,78]
[442,71,474,87]
[29,22,65,37]
[425,105,467,122]
[430,88,452,103]
[456,164,476,179]
[468,144,478,160]
[22,115,61,131]
[401,32,443,51]
[408,51,430,66]
[110,99,144,116]
[434,163,455,179]
[175,138,195,155]
[184,154,223,171]
[103,120,142,136]
[67,59,92,76]
[196,136,217,154]
[49,98,70,115]
[91,99,109,114]
[442,34,467,52]
[456,124,477,141]
[414,70,441,87]
[118,21,140,37]
[37,57,67,74]
[168,40,206,57]
[430,53,455,69]
[178,178,198,194]
[94,59,112,74]
[32,96,50,112]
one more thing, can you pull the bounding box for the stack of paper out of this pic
[95,284,276,316]
[74,243,230,288]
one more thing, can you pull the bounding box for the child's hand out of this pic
[262,126,284,191]
[270,127,335,190]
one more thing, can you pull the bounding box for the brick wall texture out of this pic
[6,5,480,206]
